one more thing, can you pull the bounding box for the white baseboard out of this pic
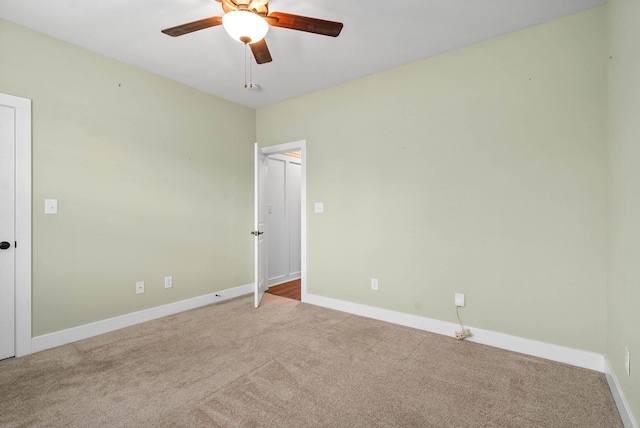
[303,293,604,372]
[605,357,638,428]
[31,283,254,354]
[28,285,608,373]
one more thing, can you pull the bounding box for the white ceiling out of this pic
[0,0,604,109]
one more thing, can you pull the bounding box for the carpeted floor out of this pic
[0,294,623,427]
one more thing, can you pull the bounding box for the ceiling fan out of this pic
[161,0,344,65]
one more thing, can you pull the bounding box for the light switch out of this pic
[314,203,324,214]
[45,199,58,215]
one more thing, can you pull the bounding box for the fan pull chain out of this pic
[244,43,248,88]
[243,43,253,89]
[249,48,253,89]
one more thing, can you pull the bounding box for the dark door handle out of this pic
[0,241,10,250]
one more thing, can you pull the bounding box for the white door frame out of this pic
[261,140,307,301]
[0,93,32,357]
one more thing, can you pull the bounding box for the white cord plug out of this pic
[455,328,470,340]
[455,306,471,340]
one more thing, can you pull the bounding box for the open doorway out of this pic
[255,140,306,306]
[265,151,301,300]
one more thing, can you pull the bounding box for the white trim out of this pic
[268,276,302,289]
[262,140,305,155]
[304,293,605,372]
[605,357,638,428]
[0,93,32,358]
[31,283,253,353]
[262,140,307,302]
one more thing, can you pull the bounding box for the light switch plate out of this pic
[45,199,58,215]
[314,202,324,214]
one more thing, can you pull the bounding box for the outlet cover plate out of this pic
[371,278,379,291]
[136,281,144,294]
[455,293,465,307]
[44,199,58,215]
[164,276,173,289]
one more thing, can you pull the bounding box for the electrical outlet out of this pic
[455,293,465,307]
[44,199,58,215]
[136,281,144,294]
[164,276,173,289]
[625,347,630,376]
[371,278,379,291]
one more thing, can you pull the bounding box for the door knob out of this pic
[0,241,10,250]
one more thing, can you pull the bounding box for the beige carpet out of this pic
[0,294,623,427]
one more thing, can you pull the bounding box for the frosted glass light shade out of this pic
[222,10,269,44]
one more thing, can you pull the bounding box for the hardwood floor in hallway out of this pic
[266,279,301,301]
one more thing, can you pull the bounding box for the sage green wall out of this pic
[606,0,640,419]
[257,8,607,353]
[0,19,255,336]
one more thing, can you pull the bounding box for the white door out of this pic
[0,104,16,360]
[254,144,269,308]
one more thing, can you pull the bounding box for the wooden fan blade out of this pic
[161,16,223,37]
[268,12,343,37]
[250,39,272,64]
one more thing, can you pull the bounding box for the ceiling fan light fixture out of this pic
[222,10,269,44]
